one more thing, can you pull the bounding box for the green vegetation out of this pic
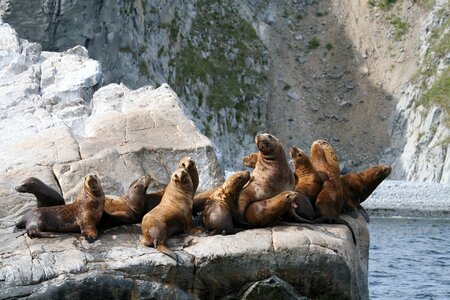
[387,15,409,40]
[325,42,334,51]
[417,67,450,126]
[368,0,397,10]
[283,83,291,91]
[139,61,149,76]
[307,37,320,49]
[315,11,328,17]
[174,0,267,140]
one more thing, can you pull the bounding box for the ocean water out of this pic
[368,217,450,299]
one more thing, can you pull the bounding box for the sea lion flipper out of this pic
[156,243,179,263]
[358,207,370,223]
[335,217,357,245]
[288,209,315,224]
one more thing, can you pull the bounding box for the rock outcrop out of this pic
[0,214,369,299]
[0,22,223,220]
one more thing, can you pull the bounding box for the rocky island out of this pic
[0,23,369,299]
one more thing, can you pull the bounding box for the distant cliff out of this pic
[1,0,448,181]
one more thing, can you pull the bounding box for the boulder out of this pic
[0,23,224,214]
[0,214,369,299]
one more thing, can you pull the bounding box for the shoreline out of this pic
[363,180,450,219]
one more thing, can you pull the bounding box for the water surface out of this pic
[369,217,450,299]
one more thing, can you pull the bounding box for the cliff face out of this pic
[1,0,269,169]
[1,0,449,180]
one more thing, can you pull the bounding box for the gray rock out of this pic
[0,215,369,299]
[0,23,223,213]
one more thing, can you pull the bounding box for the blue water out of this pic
[368,217,450,299]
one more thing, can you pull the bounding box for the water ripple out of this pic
[369,218,450,299]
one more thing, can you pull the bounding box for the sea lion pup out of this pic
[141,169,201,261]
[15,177,66,229]
[242,152,258,168]
[245,191,298,226]
[143,157,199,215]
[100,175,152,227]
[25,174,105,243]
[236,133,295,223]
[314,139,340,176]
[15,177,65,207]
[341,164,391,222]
[203,171,251,235]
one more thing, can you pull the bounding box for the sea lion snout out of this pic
[15,184,27,192]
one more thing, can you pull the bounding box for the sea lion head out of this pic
[310,140,327,161]
[84,174,103,197]
[129,175,152,194]
[178,157,196,171]
[372,164,392,181]
[15,177,43,193]
[255,133,282,157]
[289,146,309,165]
[224,171,251,192]
[280,191,299,210]
[172,168,193,192]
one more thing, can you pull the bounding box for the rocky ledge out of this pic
[0,214,368,299]
[0,22,368,299]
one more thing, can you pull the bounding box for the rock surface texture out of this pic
[0,215,369,299]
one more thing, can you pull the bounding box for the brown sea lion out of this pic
[15,177,65,207]
[314,139,340,176]
[143,157,199,215]
[242,152,258,168]
[24,174,105,243]
[141,169,201,261]
[100,175,152,227]
[309,143,356,243]
[192,187,219,215]
[236,133,295,224]
[289,146,322,204]
[341,164,391,221]
[203,171,251,235]
[245,191,298,226]
[315,170,356,243]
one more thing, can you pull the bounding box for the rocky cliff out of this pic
[0,1,448,177]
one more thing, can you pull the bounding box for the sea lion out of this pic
[314,170,356,243]
[314,139,340,176]
[143,157,199,215]
[24,174,105,243]
[100,175,152,227]
[141,168,201,261]
[192,187,220,215]
[15,177,65,207]
[202,171,251,235]
[309,142,356,244]
[236,133,295,223]
[289,146,322,204]
[242,152,258,168]
[245,191,298,226]
[15,177,66,229]
[341,164,391,221]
